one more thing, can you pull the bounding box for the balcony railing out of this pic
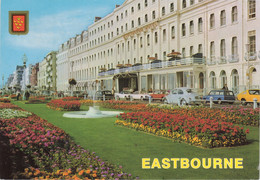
[244,52,257,61]
[207,56,216,65]
[218,56,227,64]
[98,58,205,77]
[228,54,239,63]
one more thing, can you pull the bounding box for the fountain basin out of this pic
[63,106,123,118]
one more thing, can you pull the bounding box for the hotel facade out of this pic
[56,0,260,96]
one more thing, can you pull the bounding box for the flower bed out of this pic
[146,105,260,127]
[10,94,17,99]
[62,97,82,101]
[100,100,146,111]
[0,109,32,119]
[116,111,249,148]
[0,98,11,103]
[0,102,19,109]
[26,96,48,104]
[0,107,133,179]
[221,106,260,126]
[47,99,81,111]
[80,99,102,106]
[99,102,259,127]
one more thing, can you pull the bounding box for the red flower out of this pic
[245,129,250,134]
[173,126,179,131]
[184,128,190,133]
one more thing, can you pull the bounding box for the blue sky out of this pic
[0,0,125,88]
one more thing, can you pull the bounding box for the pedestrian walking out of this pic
[222,84,228,90]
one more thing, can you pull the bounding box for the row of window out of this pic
[209,69,239,90]
[209,37,238,60]
[64,1,257,57]
[88,0,206,38]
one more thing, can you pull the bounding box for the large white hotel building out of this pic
[56,0,259,96]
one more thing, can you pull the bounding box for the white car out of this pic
[114,91,131,100]
[129,91,151,101]
[164,88,201,106]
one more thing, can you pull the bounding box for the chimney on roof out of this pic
[115,5,120,8]
[94,17,102,22]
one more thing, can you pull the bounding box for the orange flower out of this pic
[78,170,85,176]
[34,169,41,176]
[72,175,81,180]
[24,168,29,173]
[63,171,69,176]
[93,170,97,174]
[92,174,97,178]
[85,169,91,174]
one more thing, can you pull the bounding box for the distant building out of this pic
[56,41,70,91]
[6,74,14,88]
[30,63,39,88]
[38,51,57,92]
[10,65,25,90]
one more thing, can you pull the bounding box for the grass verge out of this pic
[13,101,259,179]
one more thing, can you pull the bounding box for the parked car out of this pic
[164,88,201,105]
[114,91,132,100]
[237,89,260,105]
[73,91,88,98]
[149,91,167,101]
[129,91,151,101]
[95,90,114,100]
[202,89,235,104]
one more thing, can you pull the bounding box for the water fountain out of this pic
[63,92,122,119]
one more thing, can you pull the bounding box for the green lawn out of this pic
[13,101,259,179]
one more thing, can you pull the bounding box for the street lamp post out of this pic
[70,61,74,96]
[245,44,250,89]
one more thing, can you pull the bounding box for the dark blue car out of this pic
[203,90,235,104]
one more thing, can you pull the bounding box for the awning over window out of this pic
[113,73,137,79]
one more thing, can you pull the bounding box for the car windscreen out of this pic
[186,89,194,93]
[249,90,260,95]
[104,91,112,95]
[209,91,217,95]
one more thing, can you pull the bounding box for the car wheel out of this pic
[241,99,247,106]
[181,99,187,106]
[116,96,119,100]
[140,96,144,101]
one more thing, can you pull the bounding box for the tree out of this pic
[69,78,77,86]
